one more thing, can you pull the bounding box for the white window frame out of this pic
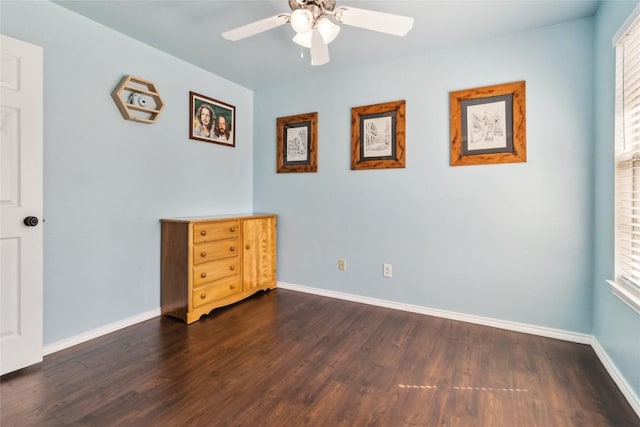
[610,3,640,316]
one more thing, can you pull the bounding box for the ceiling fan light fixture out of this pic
[293,30,312,48]
[290,9,313,33]
[317,17,340,44]
[223,0,413,67]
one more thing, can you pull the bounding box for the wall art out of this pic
[351,100,406,170]
[277,112,318,173]
[189,91,235,147]
[450,81,526,166]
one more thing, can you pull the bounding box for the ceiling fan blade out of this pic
[310,28,330,66]
[222,14,290,41]
[335,6,414,37]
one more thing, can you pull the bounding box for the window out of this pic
[611,6,640,315]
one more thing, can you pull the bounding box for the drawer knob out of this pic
[200,293,206,299]
[246,244,250,250]
[230,227,236,232]
[230,265,235,271]
[200,251,207,257]
[230,284,235,289]
[200,230,207,236]
[229,246,235,252]
[200,272,207,278]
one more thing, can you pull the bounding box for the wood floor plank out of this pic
[1,289,638,426]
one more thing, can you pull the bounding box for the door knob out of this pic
[23,216,39,227]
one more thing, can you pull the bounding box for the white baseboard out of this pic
[43,308,161,356]
[278,281,640,418]
[277,282,591,344]
[591,338,640,418]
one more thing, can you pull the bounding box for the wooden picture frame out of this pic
[189,91,235,147]
[351,100,406,170]
[449,81,526,166]
[277,112,318,173]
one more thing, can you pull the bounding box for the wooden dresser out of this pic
[160,214,276,324]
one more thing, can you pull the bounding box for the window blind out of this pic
[613,13,640,313]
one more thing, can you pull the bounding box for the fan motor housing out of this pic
[288,0,336,12]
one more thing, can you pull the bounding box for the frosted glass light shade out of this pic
[290,9,313,33]
[293,31,312,48]
[317,17,340,44]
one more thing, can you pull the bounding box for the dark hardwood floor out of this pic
[2,289,638,426]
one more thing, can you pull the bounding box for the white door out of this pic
[0,34,43,375]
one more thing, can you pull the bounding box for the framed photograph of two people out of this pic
[189,91,235,147]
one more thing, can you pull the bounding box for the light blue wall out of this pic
[254,19,595,333]
[3,0,637,401]
[1,1,254,344]
[593,0,640,404]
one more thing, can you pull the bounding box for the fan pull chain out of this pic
[300,46,304,59]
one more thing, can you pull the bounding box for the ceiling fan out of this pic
[221,0,414,66]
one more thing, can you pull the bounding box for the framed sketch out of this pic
[189,91,235,147]
[277,112,318,173]
[351,100,406,170]
[449,81,526,166]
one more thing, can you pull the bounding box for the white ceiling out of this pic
[52,0,601,90]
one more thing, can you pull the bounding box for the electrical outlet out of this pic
[338,258,346,271]
[383,263,392,277]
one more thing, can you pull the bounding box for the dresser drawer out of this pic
[193,257,239,286]
[193,221,240,244]
[192,275,241,308]
[193,239,239,265]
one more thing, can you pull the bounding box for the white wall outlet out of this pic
[383,263,392,277]
[338,258,346,271]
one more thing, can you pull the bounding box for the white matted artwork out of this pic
[286,126,308,162]
[363,116,393,158]
[466,100,506,151]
